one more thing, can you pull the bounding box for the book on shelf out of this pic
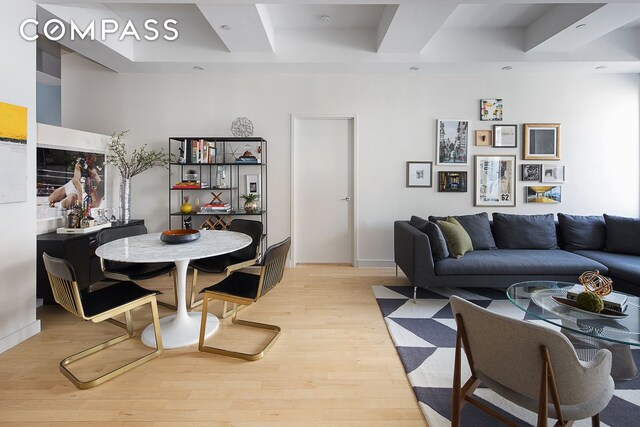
[565,284,628,312]
[172,181,200,189]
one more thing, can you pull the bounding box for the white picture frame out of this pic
[245,174,261,195]
[474,155,516,207]
[436,119,469,165]
[541,165,565,183]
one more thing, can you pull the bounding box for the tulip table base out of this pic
[141,312,218,349]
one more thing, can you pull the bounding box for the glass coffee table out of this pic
[507,280,640,380]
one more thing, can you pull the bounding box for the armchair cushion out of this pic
[410,216,449,261]
[557,213,606,251]
[437,217,473,259]
[81,280,159,317]
[107,262,174,281]
[492,213,558,249]
[453,212,497,250]
[200,271,260,300]
[604,214,640,256]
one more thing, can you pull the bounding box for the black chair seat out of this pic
[108,262,175,280]
[82,281,159,317]
[190,254,247,274]
[200,272,260,300]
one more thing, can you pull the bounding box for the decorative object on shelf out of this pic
[216,166,228,188]
[579,270,613,297]
[493,124,517,147]
[438,171,467,192]
[406,161,433,188]
[180,195,193,214]
[523,123,561,160]
[160,229,200,244]
[475,130,492,146]
[480,99,503,121]
[231,117,254,137]
[436,119,468,165]
[106,130,169,223]
[541,164,565,183]
[185,169,198,181]
[241,193,260,214]
[67,203,83,228]
[521,164,541,181]
[245,174,260,195]
[184,216,192,229]
[526,185,561,203]
[210,191,223,204]
[474,155,515,207]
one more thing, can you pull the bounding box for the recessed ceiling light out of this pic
[409,66,420,71]
[595,65,607,70]
[576,23,587,29]
[502,66,512,71]
[221,25,232,30]
[193,66,205,71]
[319,15,331,22]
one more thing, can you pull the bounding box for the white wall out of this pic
[62,53,640,265]
[0,0,40,353]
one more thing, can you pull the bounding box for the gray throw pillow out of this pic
[410,215,450,261]
[557,213,606,251]
[604,214,640,256]
[492,213,558,249]
[453,212,497,250]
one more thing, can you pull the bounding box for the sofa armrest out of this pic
[394,221,436,289]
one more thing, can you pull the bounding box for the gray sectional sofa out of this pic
[394,212,640,295]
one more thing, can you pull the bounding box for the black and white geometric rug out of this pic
[373,285,640,427]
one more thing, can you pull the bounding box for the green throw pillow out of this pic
[437,217,473,259]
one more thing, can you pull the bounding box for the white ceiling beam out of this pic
[376,4,457,53]
[196,3,274,53]
[525,3,640,52]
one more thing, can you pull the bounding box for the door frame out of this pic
[290,114,359,267]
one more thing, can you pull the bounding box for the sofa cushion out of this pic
[435,249,607,276]
[557,213,606,251]
[437,217,473,259]
[574,250,640,286]
[410,216,449,261]
[604,214,640,256]
[492,213,558,249]
[453,212,497,250]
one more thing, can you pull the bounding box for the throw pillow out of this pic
[453,212,497,250]
[437,217,473,259]
[604,214,640,256]
[410,216,450,261]
[557,213,606,251]
[492,213,558,249]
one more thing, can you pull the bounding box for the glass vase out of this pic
[119,177,131,223]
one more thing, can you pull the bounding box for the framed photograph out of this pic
[480,99,503,121]
[406,161,433,187]
[521,164,541,181]
[541,165,565,183]
[438,171,467,192]
[245,174,261,195]
[436,119,469,165]
[475,130,492,146]
[523,123,560,160]
[526,186,561,203]
[493,124,517,148]
[474,155,516,207]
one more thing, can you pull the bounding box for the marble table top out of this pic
[95,229,252,263]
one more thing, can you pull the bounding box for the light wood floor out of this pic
[0,266,427,426]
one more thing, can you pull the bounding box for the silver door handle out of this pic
[341,196,352,202]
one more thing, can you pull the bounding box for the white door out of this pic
[293,117,354,264]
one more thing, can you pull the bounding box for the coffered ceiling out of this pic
[34,1,640,73]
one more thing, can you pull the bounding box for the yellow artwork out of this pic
[0,102,28,144]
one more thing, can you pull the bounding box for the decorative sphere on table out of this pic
[576,292,605,313]
[231,117,254,137]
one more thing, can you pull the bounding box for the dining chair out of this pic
[97,224,178,309]
[189,219,263,312]
[42,252,163,389]
[449,295,613,427]
[198,237,290,361]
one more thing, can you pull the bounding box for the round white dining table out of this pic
[95,229,251,349]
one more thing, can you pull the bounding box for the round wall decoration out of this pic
[231,117,254,137]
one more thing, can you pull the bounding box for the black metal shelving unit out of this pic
[168,136,267,245]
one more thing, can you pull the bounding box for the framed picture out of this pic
[493,124,517,148]
[438,171,467,192]
[436,119,469,165]
[480,99,503,121]
[541,165,565,183]
[475,130,492,146]
[521,164,541,181]
[406,161,433,187]
[474,155,516,207]
[526,186,561,203]
[523,123,560,160]
[245,174,261,195]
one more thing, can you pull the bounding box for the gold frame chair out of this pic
[43,253,163,389]
[198,237,290,361]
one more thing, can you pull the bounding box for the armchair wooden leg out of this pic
[592,414,600,427]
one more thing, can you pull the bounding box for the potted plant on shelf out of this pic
[240,193,260,214]
[106,130,169,222]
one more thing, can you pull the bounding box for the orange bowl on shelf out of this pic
[160,229,200,244]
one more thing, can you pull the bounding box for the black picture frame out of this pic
[493,124,517,148]
[438,171,467,192]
